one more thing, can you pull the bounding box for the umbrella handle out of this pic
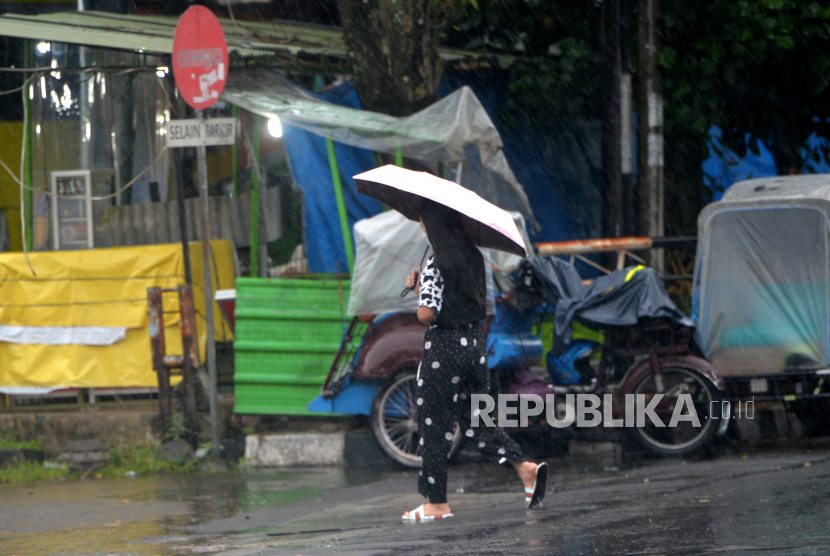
[401,245,430,298]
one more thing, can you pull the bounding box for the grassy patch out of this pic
[0,429,43,450]
[0,441,204,486]
[0,461,68,485]
[98,442,198,478]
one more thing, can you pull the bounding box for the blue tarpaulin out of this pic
[284,75,603,272]
[282,84,382,273]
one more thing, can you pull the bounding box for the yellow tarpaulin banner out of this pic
[0,240,235,388]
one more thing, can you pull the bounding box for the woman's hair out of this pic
[420,200,472,268]
[420,199,486,325]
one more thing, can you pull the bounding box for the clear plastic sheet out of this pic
[29,45,171,250]
[222,71,534,220]
[695,207,830,375]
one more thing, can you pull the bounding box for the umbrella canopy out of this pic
[353,165,527,257]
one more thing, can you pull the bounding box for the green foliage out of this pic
[0,461,68,485]
[663,0,830,172]
[435,0,830,232]
[443,0,601,125]
[0,429,43,450]
[99,442,197,478]
[502,38,601,126]
[0,442,201,486]
[445,0,598,56]
[166,412,191,442]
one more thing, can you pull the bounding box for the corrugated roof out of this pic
[0,10,514,66]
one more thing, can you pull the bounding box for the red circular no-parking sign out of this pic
[172,6,229,111]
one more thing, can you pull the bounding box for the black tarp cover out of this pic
[513,257,692,354]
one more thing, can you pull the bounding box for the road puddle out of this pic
[0,467,348,555]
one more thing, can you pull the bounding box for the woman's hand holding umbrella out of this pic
[406,267,420,290]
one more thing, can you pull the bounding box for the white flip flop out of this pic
[401,504,454,522]
[525,462,548,509]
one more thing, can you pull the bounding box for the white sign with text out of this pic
[166,118,236,147]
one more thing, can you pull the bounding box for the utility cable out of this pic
[0,84,24,96]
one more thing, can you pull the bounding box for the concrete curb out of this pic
[244,432,345,467]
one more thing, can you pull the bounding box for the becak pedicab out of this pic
[694,174,830,435]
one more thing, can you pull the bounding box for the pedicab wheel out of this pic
[628,366,720,458]
[370,369,462,468]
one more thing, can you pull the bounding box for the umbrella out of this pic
[353,165,527,257]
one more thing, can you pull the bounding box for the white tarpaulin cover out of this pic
[222,71,534,219]
[694,175,830,375]
[347,210,531,317]
[0,387,58,395]
[0,325,126,346]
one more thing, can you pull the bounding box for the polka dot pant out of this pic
[417,323,528,504]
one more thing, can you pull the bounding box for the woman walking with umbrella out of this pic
[354,166,548,522]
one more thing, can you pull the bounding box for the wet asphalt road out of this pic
[3,446,830,555]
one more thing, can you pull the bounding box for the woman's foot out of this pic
[403,502,452,519]
[512,460,539,491]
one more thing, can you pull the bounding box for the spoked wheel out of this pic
[371,370,461,468]
[629,366,720,458]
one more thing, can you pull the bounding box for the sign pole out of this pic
[176,149,193,285]
[171,5,229,458]
[197,109,220,456]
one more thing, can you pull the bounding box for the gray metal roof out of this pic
[720,174,830,203]
[0,10,515,66]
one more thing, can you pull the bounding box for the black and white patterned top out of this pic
[418,255,444,313]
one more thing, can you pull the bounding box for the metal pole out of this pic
[119,72,136,206]
[620,0,635,237]
[325,137,354,273]
[601,0,622,242]
[177,155,193,285]
[23,40,33,251]
[249,115,261,277]
[178,285,200,443]
[638,0,665,271]
[231,104,239,197]
[197,109,219,456]
[147,287,171,439]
